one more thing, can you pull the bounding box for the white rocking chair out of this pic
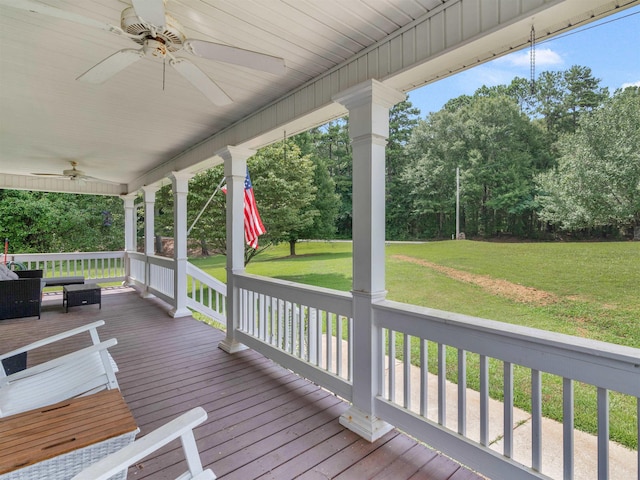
[72,407,215,480]
[0,320,119,418]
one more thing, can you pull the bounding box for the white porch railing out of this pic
[233,275,639,480]
[186,262,226,324]
[8,252,125,284]
[127,252,175,305]
[372,300,639,480]
[126,252,226,324]
[233,273,354,401]
[7,251,638,479]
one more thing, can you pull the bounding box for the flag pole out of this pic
[187,177,226,237]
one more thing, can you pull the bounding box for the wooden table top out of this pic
[0,389,137,474]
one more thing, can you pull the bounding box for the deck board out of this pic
[0,286,485,480]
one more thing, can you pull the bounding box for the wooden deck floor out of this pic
[1,286,484,480]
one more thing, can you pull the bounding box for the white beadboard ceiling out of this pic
[0,0,637,195]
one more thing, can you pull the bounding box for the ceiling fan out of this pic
[0,0,287,105]
[31,161,121,184]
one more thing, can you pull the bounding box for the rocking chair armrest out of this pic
[2,339,117,383]
[72,407,213,480]
[0,320,106,362]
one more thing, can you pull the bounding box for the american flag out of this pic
[222,169,266,249]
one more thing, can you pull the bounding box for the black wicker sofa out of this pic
[0,269,44,320]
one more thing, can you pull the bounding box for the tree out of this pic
[249,141,318,256]
[403,108,465,238]
[386,100,421,239]
[404,93,549,238]
[536,87,640,234]
[0,190,124,253]
[313,119,352,237]
[535,66,608,139]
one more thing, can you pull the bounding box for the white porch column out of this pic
[121,193,137,286]
[169,172,194,318]
[218,146,255,354]
[141,185,160,298]
[333,79,405,441]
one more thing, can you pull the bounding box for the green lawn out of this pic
[190,239,640,448]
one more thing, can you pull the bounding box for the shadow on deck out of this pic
[1,286,484,480]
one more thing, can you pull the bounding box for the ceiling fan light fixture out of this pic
[143,38,167,58]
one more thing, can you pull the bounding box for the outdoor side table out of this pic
[0,389,138,480]
[63,284,101,312]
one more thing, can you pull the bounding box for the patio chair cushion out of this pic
[0,264,18,280]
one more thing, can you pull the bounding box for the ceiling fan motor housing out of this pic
[120,7,186,52]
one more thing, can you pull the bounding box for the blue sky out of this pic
[407,5,640,116]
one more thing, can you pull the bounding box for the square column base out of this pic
[339,406,393,442]
[218,338,248,354]
[169,307,191,318]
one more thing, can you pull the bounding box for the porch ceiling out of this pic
[0,0,637,196]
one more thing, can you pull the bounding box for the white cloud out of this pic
[497,48,564,68]
[621,80,640,88]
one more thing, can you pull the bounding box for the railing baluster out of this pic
[298,304,304,357]
[289,301,295,354]
[336,315,343,377]
[389,329,396,402]
[480,354,489,446]
[563,377,574,479]
[308,307,317,363]
[277,299,284,349]
[258,293,265,341]
[458,349,466,435]
[504,361,513,458]
[597,387,609,480]
[532,369,542,471]
[420,339,428,417]
[302,306,308,360]
[326,312,333,372]
[347,317,353,381]
[273,297,279,346]
[316,310,324,369]
[403,333,411,410]
[438,343,446,426]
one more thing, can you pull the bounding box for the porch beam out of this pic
[219,146,255,354]
[334,79,405,442]
[169,172,194,318]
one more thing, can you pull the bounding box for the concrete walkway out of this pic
[324,336,637,479]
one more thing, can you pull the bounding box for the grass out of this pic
[190,239,640,449]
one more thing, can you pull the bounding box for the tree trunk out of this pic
[200,238,209,256]
[155,235,163,254]
[289,239,297,256]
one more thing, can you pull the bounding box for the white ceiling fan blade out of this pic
[185,40,286,76]
[131,0,165,29]
[77,49,145,84]
[0,0,124,35]
[170,58,232,106]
